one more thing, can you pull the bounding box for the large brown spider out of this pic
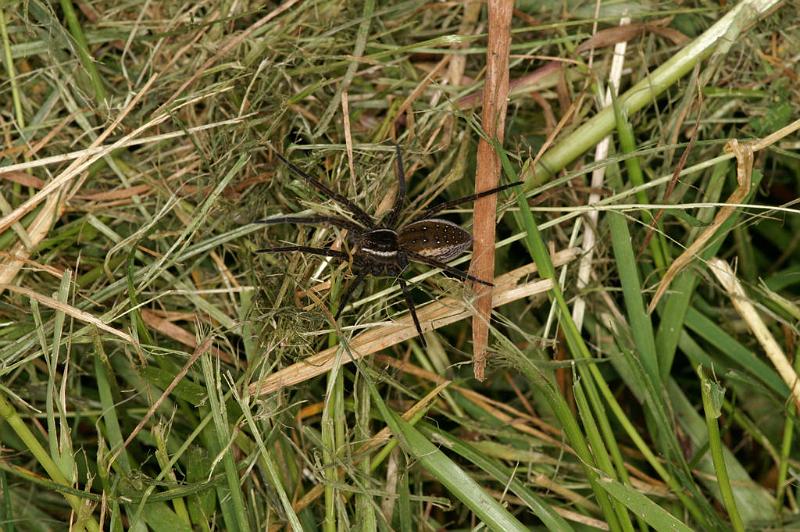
[255,145,520,347]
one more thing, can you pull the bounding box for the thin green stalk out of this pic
[698,367,745,532]
[93,333,130,472]
[59,0,106,102]
[200,351,251,532]
[397,454,412,532]
[46,271,75,481]
[0,7,24,129]
[153,426,191,525]
[322,352,344,532]
[0,469,12,532]
[607,210,660,386]
[776,345,800,511]
[354,377,376,530]
[238,397,304,532]
[611,91,666,270]
[496,336,621,529]
[572,380,634,531]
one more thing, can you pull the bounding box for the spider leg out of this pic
[253,214,364,233]
[272,151,377,229]
[406,251,494,286]
[383,143,406,229]
[255,245,349,262]
[414,181,524,221]
[334,272,366,319]
[398,277,427,348]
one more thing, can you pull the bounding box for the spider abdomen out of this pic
[399,219,471,262]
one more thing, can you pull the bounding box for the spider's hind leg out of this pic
[334,273,366,320]
[398,277,427,348]
[415,180,524,221]
[406,251,494,286]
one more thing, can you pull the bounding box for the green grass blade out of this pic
[598,476,693,532]
[363,375,528,532]
[417,421,574,531]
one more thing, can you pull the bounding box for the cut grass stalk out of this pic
[698,367,745,532]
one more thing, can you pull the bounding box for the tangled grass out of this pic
[0,0,799,530]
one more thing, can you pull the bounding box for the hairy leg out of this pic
[398,277,426,348]
[253,214,363,233]
[406,250,493,286]
[414,181,523,221]
[272,150,376,229]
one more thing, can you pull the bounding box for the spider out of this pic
[254,145,521,347]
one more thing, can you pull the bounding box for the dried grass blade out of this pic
[0,283,135,345]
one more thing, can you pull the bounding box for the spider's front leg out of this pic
[254,245,350,261]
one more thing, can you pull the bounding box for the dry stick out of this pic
[709,258,800,410]
[249,248,579,396]
[647,138,752,312]
[470,0,513,381]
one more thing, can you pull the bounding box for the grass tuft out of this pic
[0,0,798,529]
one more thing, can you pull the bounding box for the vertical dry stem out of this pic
[470,0,513,380]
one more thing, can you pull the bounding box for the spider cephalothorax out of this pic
[255,145,520,347]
